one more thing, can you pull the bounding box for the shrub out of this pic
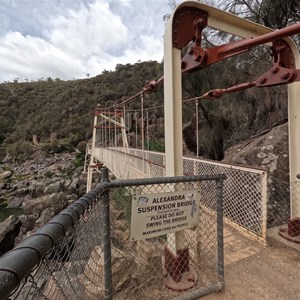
[6,140,35,162]
[73,152,85,168]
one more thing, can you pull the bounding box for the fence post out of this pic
[101,167,113,300]
[216,176,225,285]
[261,171,268,244]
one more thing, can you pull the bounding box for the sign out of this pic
[130,190,200,241]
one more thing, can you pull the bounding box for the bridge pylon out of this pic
[86,105,129,192]
[163,0,300,291]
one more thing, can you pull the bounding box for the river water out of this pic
[0,207,23,222]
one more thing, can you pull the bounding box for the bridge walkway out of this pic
[202,225,300,300]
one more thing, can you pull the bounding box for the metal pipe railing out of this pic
[0,186,106,299]
[0,169,226,299]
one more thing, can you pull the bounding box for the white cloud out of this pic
[47,1,129,58]
[0,0,170,82]
[0,31,83,81]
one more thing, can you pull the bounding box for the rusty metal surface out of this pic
[172,6,208,49]
[145,18,300,99]
[143,76,164,94]
[182,24,300,73]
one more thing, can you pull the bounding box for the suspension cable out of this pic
[195,100,199,157]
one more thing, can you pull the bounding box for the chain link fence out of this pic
[94,147,300,245]
[94,147,166,179]
[183,158,268,243]
[267,177,300,244]
[94,148,269,243]
[0,169,225,300]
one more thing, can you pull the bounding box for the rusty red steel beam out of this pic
[218,23,300,59]
[143,22,300,94]
[182,23,300,73]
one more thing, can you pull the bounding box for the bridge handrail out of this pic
[0,185,106,299]
[0,172,226,299]
[107,146,266,174]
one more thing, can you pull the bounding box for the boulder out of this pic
[23,200,45,218]
[44,181,64,195]
[6,198,23,208]
[21,214,37,234]
[21,192,68,233]
[15,187,29,198]
[0,215,22,256]
[35,208,55,228]
[67,178,79,195]
[44,192,68,213]
[29,181,45,198]
[223,123,290,226]
[63,179,72,191]
[66,194,78,202]
[223,123,289,181]
[0,170,12,180]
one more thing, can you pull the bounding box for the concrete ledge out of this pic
[267,226,300,252]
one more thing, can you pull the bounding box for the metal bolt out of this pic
[195,54,202,62]
[281,72,290,79]
[188,48,194,55]
[271,66,279,73]
[187,274,196,282]
[259,77,267,84]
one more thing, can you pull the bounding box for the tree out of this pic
[220,0,300,42]
[180,0,296,159]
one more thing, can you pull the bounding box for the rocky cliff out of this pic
[0,150,88,255]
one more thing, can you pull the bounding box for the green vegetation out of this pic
[74,152,85,168]
[44,170,54,179]
[145,139,165,153]
[0,61,162,162]
[0,0,299,162]
[112,187,132,225]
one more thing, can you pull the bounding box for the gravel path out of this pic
[201,226,300,300]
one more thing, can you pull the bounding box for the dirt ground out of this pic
[201,226,300,300]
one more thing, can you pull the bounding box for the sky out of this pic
[0,0,184,82]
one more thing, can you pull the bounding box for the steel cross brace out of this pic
[181,17,300,95]
[143,9,300,95]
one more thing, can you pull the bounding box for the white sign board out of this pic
[130,190,200,241]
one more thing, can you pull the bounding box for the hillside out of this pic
[0,49,290,167]
[0,61,163,161]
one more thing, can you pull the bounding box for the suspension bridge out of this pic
[1,1,300,299]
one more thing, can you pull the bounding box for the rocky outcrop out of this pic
[0,151,86,251]
[223,123,290,226]
[223,123,289,181]
[0,215,22,256]
[0,171,12,180]
[20,192,71,237]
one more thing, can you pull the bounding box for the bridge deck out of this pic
[202,226,300,300]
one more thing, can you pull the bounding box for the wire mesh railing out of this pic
[94,147,268,243]
[94,147,166,179]
[0,168,226,300]
[183,157,268,243]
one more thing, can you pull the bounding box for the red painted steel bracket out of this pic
[256,40,300,87]
[175,7,300,98]
[143,8,300,95]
